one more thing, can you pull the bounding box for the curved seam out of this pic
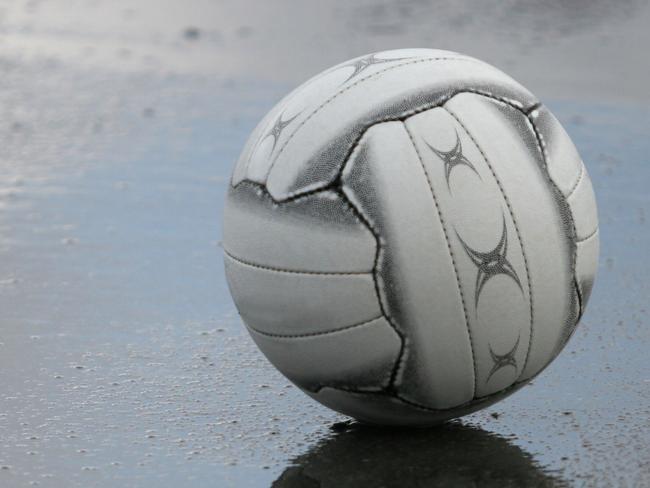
[310,384,385,394]
[576,226,599,243]
[328,377,530,413]
[402,122,477,398]
[337,192,406,390]
[392,377,527,412]
[232,178,339,204]
[462,88,530,112]
[223,249,372,276]
[264,56,477,181]
[566,163,585,200]
[444,105,535,386]
[337,130,406,390]
[245,315,384,339]
[525,110,581,349]
[230,180,371,232]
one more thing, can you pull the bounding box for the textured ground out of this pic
[0,1,648,486]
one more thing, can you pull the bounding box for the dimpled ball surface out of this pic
[223,49,599,426]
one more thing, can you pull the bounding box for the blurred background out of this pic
[0,1,648,487]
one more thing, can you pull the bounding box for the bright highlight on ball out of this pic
[223,49,599,426]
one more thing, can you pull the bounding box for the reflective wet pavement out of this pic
[0,1,648,486]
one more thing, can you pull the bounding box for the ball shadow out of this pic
[273,421,566,488]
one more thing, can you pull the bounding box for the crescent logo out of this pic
[456,213,523,310]
[426,129,481,189]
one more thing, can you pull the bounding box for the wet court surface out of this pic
[0,1,649,486]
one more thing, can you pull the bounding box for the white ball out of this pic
[223,49,599,426]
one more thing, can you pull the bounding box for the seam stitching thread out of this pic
[567,163,585,199]
[576,226,599,243]
[224,248,372,276]
[246,315,384,339]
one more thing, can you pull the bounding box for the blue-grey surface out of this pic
[0,1,648,487]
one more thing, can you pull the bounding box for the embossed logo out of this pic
[264,111,300,152]
[456,214,523,309]
[426,130,481,188]
[339,53,409,83]
[487,333,520,382]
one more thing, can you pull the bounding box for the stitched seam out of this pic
[576,226,599,243]
[246,315,384,339]
[233,179,335,204]
[264,56,477,181]
[224,249,371,276]
[444,106,536,386]
[403,122,477,398]
[311,384,385,394]
[329,379,528,413]
[337,141,406,389]
[567,163,585,200]
[339,192,404,389]
[231,180,366,223]
[525,108,582,347]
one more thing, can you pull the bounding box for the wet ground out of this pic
[0,1,648,486]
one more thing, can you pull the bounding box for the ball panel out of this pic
[444,93,575,381]
[224,254,381,336]
[405,107,532,397]
[342,121,475,409]
[223,183,375,273]
[264,50,538,201]
[247,317,400,392]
